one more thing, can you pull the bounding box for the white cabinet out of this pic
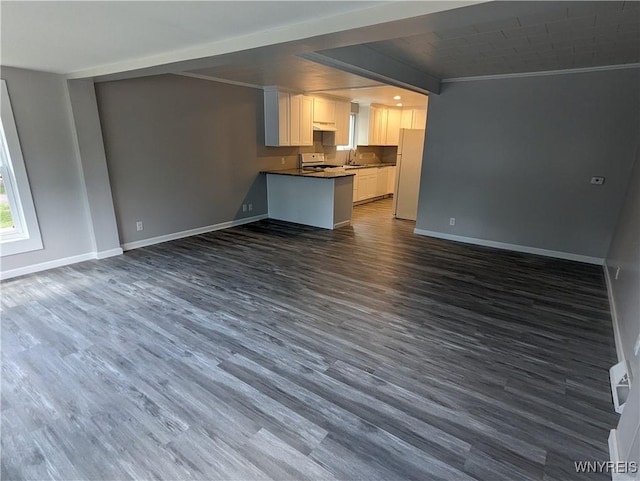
[334,100,351,146]
[290,94,301,146]
[386,108,401,146]
[313,97,336,124]
[400,103,428,130]
[357,104,402,146]
[321,99,351,146]
[352,166,396,203]
[264,88,313,146]
[358,169,378,201]
[352,170,359,202]
[387,166,396,194]
[376,167,389,197]
[413,109,427,129]
[300,95,313,146]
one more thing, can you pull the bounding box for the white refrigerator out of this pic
[393,128,426,221]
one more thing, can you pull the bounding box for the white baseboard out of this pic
[122,214,268,251]
[413,229,605,265]
[96,247,124,259]
[0,252,97,281]
[604,261,625,363]
[1,216,267,280]
[333,220,352,229]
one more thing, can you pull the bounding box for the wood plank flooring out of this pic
[1,198,618,480]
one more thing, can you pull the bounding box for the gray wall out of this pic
[96,74,277,245]
[416,68,640,261]
[0,67,93,273]
[606,147,639,372]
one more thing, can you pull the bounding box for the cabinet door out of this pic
[366,172,378,199]
[385,108,401,146]
[359,170,378,200]
[413,109,427,129]
[352,171,359,202]
[376,167,389,196]
[278,92,290,146]
[387,166,396,194]
[401,109,413,129]
[313,97,336,123]
[300,96,313,146]
[370,106,387,146]
[290,94,302,146]
[334,101,351,146]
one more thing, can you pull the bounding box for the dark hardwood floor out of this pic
[1,198,618,480]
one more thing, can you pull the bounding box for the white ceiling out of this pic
[0,1,382,74]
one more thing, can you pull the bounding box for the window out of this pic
[0,80,42,256]
[337,113,357,151]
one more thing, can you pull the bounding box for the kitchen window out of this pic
[0,80,42,256]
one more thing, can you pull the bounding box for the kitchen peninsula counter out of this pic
[262,170,354,229]
[261,168,354,178]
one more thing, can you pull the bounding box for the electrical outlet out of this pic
[449,217,456,226]
[248,203,253,212]
[590,176,605,185]
[281,157,285,165]
[242,204,247,213]
[136,221,143,231]
[615,267,621,280]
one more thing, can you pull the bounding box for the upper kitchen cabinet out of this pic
[334,100,351,146]
[313,97,336,124]
[357,104,401,146]
[264,88,313,147]
[401,108,428,129]
[386,108,401,146]
[321,99,351,147]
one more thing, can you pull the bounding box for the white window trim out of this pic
[0,79,43,256]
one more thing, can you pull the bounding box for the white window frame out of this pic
[0,79,42,256]
[337,113,357,151]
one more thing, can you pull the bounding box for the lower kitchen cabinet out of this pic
[352,166,396,203]
[387,166,396,194]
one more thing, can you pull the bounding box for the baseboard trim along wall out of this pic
[1,216,268,280]
[413,229,605,265]
[604,261,626,363]
[1,252,97,281]
[333,220,352,229]
[96,247,124,260]
[121,214,268,251]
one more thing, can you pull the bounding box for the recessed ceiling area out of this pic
[185,55,384,92]
[310,86,428,108]
[318,1,640,79]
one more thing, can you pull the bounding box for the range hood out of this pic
[313,122,337,132]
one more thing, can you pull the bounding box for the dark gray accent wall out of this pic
[0,67,93,273]
[95,75,275,245]
[606,147,639,372]
[416,67,640,260]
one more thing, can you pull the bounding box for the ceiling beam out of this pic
[301,46,441,95]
